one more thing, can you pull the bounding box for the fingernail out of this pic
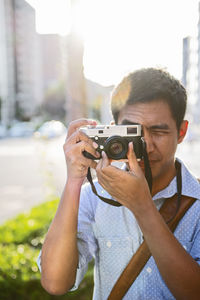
[88,120,97,125]
[129,141,134,148]
[93,142,98,149]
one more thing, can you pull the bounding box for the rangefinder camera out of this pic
[80,124,143,160]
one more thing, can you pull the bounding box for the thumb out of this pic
[127,142,142,174]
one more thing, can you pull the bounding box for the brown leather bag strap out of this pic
[108,194,197,300]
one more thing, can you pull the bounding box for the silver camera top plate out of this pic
[80,124,142,137]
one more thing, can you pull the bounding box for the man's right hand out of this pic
[63,119,100,181]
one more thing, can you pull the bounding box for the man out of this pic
[38,68,200,299]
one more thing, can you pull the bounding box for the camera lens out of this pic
[105,136,127,160]
[109,142,123,155]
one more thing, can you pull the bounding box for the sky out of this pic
[26,0,200,86]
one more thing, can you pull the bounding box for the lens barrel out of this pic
[104,136,128,160]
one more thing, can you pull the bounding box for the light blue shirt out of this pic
[37,158,200,299]
[70,158,200,299]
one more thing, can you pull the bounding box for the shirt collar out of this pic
[153,158,200,201]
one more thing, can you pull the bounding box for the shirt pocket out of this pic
[98,237,134,278]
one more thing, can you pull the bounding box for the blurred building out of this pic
[182,36,198,121]
[14,0,43,120]
[39,34,65,91]
[38,33,68,121]
[0,0,114,127]
[0,0,16,126]
[0,0,43,125]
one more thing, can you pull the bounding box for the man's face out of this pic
[117,100,186,185]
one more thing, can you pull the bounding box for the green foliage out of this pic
[0,199,94,300]
[0,200,58,246]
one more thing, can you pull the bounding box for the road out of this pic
[0,136,66,224]
[0,136,199,224]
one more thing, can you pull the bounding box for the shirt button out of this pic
[106,241,112,248]
[147,267,152,273]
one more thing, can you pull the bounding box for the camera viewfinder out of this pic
[127,127,137,134]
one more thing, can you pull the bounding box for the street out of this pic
[0,136,66,224]
[0,136,200,224]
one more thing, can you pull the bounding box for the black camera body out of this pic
[80,124,144,160]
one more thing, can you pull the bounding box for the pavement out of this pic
[0,136,66,224]
[0,135,199,224]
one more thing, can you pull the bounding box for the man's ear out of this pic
[178,120,188,144]
[110,120,115,125]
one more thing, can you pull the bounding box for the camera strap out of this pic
[86,140,152,207]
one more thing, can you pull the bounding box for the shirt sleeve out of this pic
[70,183,98,291]
[190,228,200,265]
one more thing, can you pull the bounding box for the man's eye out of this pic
[152,130,169,135]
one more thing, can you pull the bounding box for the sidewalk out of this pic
[0,136,66,224]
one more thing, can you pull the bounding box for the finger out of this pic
[67,119,97,138]
[65,130,98,150]
[90,160,97,169]
[127,142,141,173]
[101,165,122,178]
[80,156,98,169]
[96,152,111,176]
[64,141,100,166]
[78,141,100,159]
[97,163,121,181]
[101,151,110,169]
[67,151,97,171]
[97,165,123,196]
[96,156,103,172]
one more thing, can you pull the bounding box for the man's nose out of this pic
[143,131,155,153]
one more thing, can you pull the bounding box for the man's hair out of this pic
[111,68,187,130]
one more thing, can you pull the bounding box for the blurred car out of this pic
[8,122,34,138]
[34,120,67,139]
[0,124,7,138]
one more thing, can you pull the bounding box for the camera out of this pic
[80,124,144,160]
